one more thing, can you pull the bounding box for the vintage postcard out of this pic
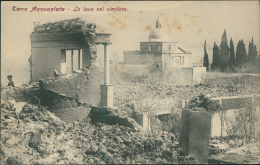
[1,1,259,164]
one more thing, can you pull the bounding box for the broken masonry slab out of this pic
[49,105,91,124]
[90,106,118,114]
[41,63,101,107]
[88,106,142,131]
[179,108,212,164]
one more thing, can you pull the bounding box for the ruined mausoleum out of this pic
[29,17,110,82]
[28,18,112,123]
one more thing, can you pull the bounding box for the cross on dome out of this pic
[149,16,169,42]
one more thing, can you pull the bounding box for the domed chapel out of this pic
[124,17,192,68]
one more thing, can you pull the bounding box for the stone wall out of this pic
[123,95,259,139]
[30,32,93,82]
[30,18,97,82]
[204,75,259,87]
[113,66,195,85]
[115,66,208,85]
[124,52,162,66]
[193,67,207,84]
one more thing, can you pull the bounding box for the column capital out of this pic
[95,42,112,45]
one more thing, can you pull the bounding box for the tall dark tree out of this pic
[219,29,230,71]
[256,51,260,67]
[236,39,247,66]
[248,37,258,65]
[203,40,209,72]
[229,38,236,66]
[211,42,220,70]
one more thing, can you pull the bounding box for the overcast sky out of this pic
[1,1,259,85]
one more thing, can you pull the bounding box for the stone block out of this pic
[211,112,222,137]
[88,106,142,131]
[133,112,150,132]
[41,63,101,107]
[100,84,114,107]
[179,108,212,164]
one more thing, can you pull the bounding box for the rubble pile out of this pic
[209,139,229,155]
[209,142,260,164]
[1,99,193,164]
[1,101,66,164]
[1,83,40,103]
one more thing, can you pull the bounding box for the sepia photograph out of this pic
[1,1,260,164]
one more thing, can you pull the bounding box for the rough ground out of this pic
[1,101,194,164]
[1,83,259,164]
[114,83,259,107]
[209,140,259,164]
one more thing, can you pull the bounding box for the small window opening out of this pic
[60,49,82,74]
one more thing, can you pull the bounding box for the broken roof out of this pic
[32,17,96,34]
[31,17,97,62]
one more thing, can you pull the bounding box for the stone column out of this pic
[100,43,113,107]
[103,43,110,85]
[71,50,73,71]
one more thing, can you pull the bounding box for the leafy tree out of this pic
[229,38,236,66]
[219,29,230,71]
[248,37,258,65]
[211,42,220,70]
[203,40,209,72]
[236,40,247,66]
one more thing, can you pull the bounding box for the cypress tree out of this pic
[229,38,236,66]
[236,40,247,66]
[219,29,230,71]
[248,37,258,65]
[211,42,220,70]
[203,40,209,72]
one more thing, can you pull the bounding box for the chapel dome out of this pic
[148,17,169,42]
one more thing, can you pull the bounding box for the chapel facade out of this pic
[124,17,192,68]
